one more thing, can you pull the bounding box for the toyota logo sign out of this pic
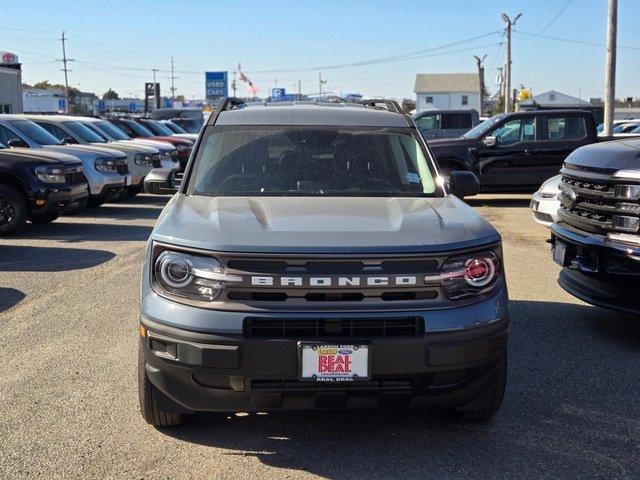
[1,52,18,64]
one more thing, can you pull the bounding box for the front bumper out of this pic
[139,288,509,413]
[30,183,89,217]
[530,192,560,227]
[551,222,640,315]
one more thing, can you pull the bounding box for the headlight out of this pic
[134,153,154,165]
[35,165,66,183]
[425,251,501,300]
[154,250,241,302]
[94,157,117,172]
[176,144,191,152]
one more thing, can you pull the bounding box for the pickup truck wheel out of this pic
[29,212,61,224]
[0,184,28,236]
[138,346,185,428]
[63,196,88,215]
[454,352,507,422]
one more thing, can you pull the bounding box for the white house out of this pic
[414,73,479,112]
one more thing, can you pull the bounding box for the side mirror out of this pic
[62,137,79,145]
[144,168,179,195]
[7,138,28,148]
[447,171,480,198]
[482,135,497,147]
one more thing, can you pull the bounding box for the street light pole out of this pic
[501,12,522,113]
[603,0,618,136]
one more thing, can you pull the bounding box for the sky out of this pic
[1,0,638,102]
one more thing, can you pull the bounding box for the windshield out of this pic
[142,120,174,136]
[81,122,110,141]
[164,121,186,133]
[65,121,107,143]
[462,114,507,139]
[120,119,154,138]
[10,119,63,145]
[191,126,439,197]
[94,120,131,141]
[632,125,640,134]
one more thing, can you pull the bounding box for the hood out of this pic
[45,144,125,158]
[172,133,199,141]
[109,141,159,154]
[131,139,175,153]
[565,139,640,171]
[3,148,80,165]
[151,196,500,254]
[150,136,193,146]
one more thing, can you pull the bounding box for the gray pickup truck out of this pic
[138,98,509,427]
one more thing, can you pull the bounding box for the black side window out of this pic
[0,125,20,145]
[441,113,473,129]
[115,122,134,136]
[545,116,587,140]
[37,122,68,140]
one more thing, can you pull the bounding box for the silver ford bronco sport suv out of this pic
[139,98,509,427]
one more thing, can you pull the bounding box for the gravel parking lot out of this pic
[1,194,639,480]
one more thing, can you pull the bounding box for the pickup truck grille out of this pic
[559,166,640,234]
[244,316,423,338]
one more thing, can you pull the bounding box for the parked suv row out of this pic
[0,113,190,235]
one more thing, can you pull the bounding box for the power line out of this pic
[514,30,640,50]
[247,31,501,74]
[537,0,573,34]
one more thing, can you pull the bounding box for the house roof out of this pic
[414,73,479,93]
[519,90,590,107]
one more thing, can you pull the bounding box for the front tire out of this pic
[138,344,185,428]
[454,352,507,422]
[0,184,28,236]
[29,212,60,224]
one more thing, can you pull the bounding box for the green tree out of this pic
[102,88,119,100]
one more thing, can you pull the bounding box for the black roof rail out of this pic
[207,97,246,125]
[359,99,403,114]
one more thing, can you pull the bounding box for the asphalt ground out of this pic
[1,193,639,480]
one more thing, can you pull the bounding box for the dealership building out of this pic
[0,51,22,113]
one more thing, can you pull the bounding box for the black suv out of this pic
[0,144,88,235]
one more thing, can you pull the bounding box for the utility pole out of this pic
[151,68,159,85]
[603,0,617,136]
[474,55,487,115]
[501,13,522,113]
[298,80,302,101]
[169,56,178,101]
[318,73,327,101]
[57,31,74,113]
[232,71,237,97]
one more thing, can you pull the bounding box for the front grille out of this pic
[559,168,640,234]
[116,162,129,175]
[64,168,85,186]
[244,316,423,338]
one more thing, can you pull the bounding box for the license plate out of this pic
[299,343,369,382]
[553,241,567,266]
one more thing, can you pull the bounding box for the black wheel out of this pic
[138,344,185,427]
[88,196,106,207]
[0,184,28,236]
[454,352,507,422]
[29,212,60,224]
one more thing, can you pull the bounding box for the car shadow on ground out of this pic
[11,222,153,242]
[160,299,640,479]
[0,245,116,272]
[67,204,165,221]
[465,196,532,208]
[0,287,25,313]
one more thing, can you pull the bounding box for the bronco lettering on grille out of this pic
[250,275,421,288]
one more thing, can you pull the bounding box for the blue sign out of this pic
[271,88,286,100]
[97,100,106,112]
[58,99,66,111]
[205,71,228,103]
[128,101,137,112]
